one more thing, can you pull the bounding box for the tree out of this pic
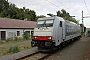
[57,11,62,17]
[56,9,77,24]
[0,0,37,21]
[0,0,9,17]
[36,15,46,20]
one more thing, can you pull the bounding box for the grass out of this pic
[6,37,24,43]
[0,47,9,56]
[0,40,4,44]
[0,39,32,56]
[0,37,30,45]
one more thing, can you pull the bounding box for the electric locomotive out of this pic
[31,14,81,51]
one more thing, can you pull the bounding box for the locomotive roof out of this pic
[38,16,64,21]
[65,20,77,25]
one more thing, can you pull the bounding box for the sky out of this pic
[8,0,90,28]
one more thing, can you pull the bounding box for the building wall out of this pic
[0,31,1,40]
[0,29,34,40]
[85,28,90,37]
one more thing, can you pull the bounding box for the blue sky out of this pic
[8,0,90,28]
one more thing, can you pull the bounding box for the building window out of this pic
[17,31,20,36]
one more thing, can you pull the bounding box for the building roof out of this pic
[0,18,36,29]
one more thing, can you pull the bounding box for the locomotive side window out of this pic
[60,21,62,27]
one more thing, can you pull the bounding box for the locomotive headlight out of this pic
[47,36,52,40]
[35,37,37,39]
[48,37,51,39]
[42,28,45,31]
[34,36,38,39]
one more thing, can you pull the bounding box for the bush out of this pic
[23,32,30,40]
[9,46,20,53]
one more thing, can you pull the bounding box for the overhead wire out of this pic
[46,0,61,9]
[56,0,68,10]
[56,0,63,6]
[84,0,90,15]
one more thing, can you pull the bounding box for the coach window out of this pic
[60,21,62,27]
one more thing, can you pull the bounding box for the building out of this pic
[85,28,90,37]
[0,18,36,40]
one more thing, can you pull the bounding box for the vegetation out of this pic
[6,37,24,43]
[0,40,4,44]
[57,9,78,23]
[9,46,20,53]
[0,36,30,44]
[14,37,23,41]
[23,32,30,40]
[36,15,46,20]
[0,39,31,56]
[6,38,12,42]
[0,0,37,21]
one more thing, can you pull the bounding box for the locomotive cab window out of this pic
[36,19,54,27]
[60,21,62,27]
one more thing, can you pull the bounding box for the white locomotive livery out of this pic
[31,14,81,51]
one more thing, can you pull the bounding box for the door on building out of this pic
[1,31,6,40]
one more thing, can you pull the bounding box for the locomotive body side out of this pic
[53,16,65,46]
[64,20,81,41]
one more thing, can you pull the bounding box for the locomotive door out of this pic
[56,21,63,45]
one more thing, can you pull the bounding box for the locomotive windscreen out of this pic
[36,20,53,27]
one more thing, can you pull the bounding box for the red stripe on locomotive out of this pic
[33,36,52,40]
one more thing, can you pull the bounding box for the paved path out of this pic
[55,37,89,60]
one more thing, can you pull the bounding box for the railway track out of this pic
[16,51,53,60]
